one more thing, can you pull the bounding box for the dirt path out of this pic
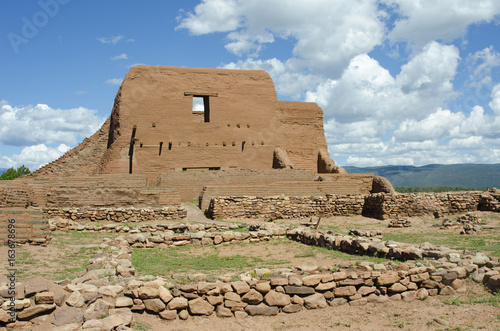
[182,202,213,223]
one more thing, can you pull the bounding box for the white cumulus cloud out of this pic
[178,0,385,76]
[0,144,70,170]
[0,102,105,147]
[385,0,500,48]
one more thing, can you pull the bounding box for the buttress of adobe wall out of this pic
[274,101,330,172]
[26,117,111,178]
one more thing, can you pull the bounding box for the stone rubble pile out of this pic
[1,224,500,329]
[49,221,289,248]
[288,227,473,262]
[440,212,483,234]
[101,224,288,249]
[348,229,382,238]
[456,212,481,224]
[44,207,187,223]
[460,224,481,235]
[388,219,412,228]
[1,237,499,329]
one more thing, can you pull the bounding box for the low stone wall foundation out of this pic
[207,190,500,220]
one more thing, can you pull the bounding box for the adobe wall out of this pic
[44,186,180,208]
[101,66,280,177]
[0,182,35,208]
[0,209,50,245]
[159,169,317,201]
[274,101,331,172]
[1,175,181,209]
[26,66,348,180]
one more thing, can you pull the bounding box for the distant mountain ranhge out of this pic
[343,164,500,189]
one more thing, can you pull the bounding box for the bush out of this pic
[0,165,31,180]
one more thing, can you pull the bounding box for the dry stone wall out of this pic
[362,192,486,219]
[207,195,366,220]
[45,207,187,224]
[206,191,499,220]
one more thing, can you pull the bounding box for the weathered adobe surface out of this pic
[0,209,50,245]
[1,175,182,209]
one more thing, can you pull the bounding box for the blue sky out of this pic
[1,0,500,170]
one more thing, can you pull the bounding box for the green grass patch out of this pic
[294,251,317,258]
[51,230,119,245]
[131,321,151,330]
[443,292,500,307]
[17,251,37,265]
[131,246,290,277]
[383,230,500,257]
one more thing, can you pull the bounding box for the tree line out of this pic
[0,165,31,180]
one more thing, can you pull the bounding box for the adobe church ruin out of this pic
[2,66,393,216]
[33,65,347,177]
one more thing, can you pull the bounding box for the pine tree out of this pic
[0,165,31,180]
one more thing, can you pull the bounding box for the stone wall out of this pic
[206,191,499,220]
[44,207,187,223]
[207,195,366,220]
[0,209,50,245]
[362,192,486,219]
[200,174,374,210]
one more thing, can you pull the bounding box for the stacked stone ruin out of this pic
[1,223,499,328]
